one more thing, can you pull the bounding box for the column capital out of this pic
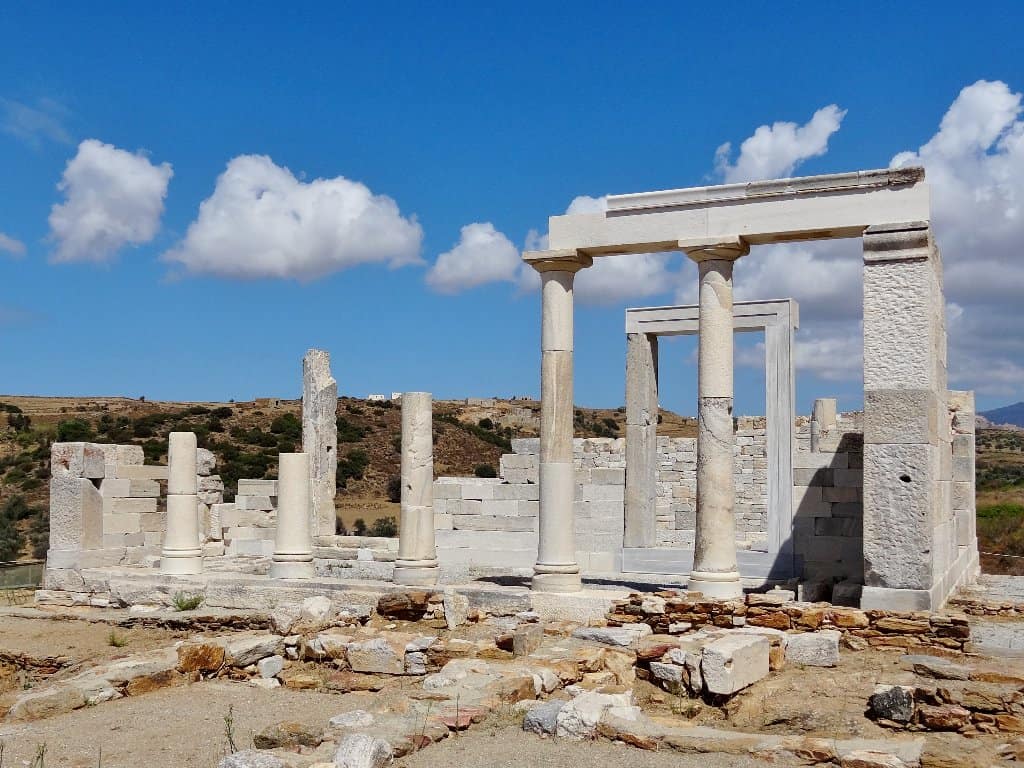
[679,236,750,262]
[523,248,594,274]
[863,221,933,263]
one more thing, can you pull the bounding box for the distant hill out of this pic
[981,402,1024,428]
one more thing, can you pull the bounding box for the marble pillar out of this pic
[161,432,203,575]
[624,331,658,547]
[302,349,338,537]
[394,392,439,586]
[270,452,315,579]
[525,250,593,593]
[685,239,748,598]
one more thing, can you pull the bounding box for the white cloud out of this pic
[49,139,172,263]
[426,222,520,293]
[164,155,422,280]
[575,253,677,305]
[565,195,608,214]
[891,79,1024,402]
[0,232,26,257]
[1,97,71,147]
[714,105,846,183]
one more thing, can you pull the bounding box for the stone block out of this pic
[700,635,769,695]
[862,443,938,591]
[793,451,848,470]
[864,389,939,445]
[114,464,169,481]
[511,437,540,454]
[580,484,624,502]
[237,479,278,496]
[479,500,519,517]
[952,456,973,483]
[833,469,863,487]
[105,513,142,535]
[517,500,539,517]
[461,483,498,500]
[49,474,104,551]
[814,517,862,537]
[451,515,535,532]
[100,478,132,498]
[196,448,216,476]
[432,480,462,500]
[237,495,275,511]
[794,467,832,486]
[591,468,626,485]
[109,497,158,515]
[492,483,540,501]
[823,486,860,503]
[785,630,840,666]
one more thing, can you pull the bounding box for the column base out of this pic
[159,550,203,576]
[394,559,439,587]
[269,560,315,580]
[532,568,582,593]
[688,570,743,599]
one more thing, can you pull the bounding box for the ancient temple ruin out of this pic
[39,167,979,615]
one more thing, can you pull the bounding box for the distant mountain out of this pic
[981,402,1024,428]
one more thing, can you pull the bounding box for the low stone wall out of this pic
[607,590,971,652]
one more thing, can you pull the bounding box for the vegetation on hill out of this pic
[976,428,1024,574]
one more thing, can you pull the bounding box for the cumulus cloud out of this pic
[164,155,422,280]
[0,232,26,257]
[565,195,608,214]
[890,79,1024,401]
[714,105,846,183]
[1,97,72,147]
[48,139,173,263]
[426,222,520,293]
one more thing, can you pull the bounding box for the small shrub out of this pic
[386,476,402,503]
[369,516,398,537]
[56,418,93,442]
[478,417,494,430]
[337,416,367,443]
[172,591,204,611]
[107,631,128,648]
[474,464,497,478]
[211,406,234,419]
[270,413,302,440]
[353,518,367,536]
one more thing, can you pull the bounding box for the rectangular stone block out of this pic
[701,635,769,695]
[792,451,848,470]
[517,500,539,517]
[952,481,974,512]
[822,486,860,503]
[236,495,274,511]
[461,483,497,501]
[432,482,462,500]
[862,443,938,591]
[864,389,939,445]
[952,434,974,458]
[103,532,144,548]
[832,469,863,487]
[831,502,862,518]
[794,467,831,486]
[814,517,862,538]
[105,513,141,535]
[492,484,540,501]
[49,474,104,551]
[511,437,539,454]
[109,497,157,515]
[100,478,131,498]
[479,500,520,517]
[139,513,164,533]
[114,464,169,481]
[451,515,536,532]
[579,484,624,502]
[591,468,626,485]
[500,454,537,470]
[237,479,278,496]
[434,512,453,530]
[952,456,973,483]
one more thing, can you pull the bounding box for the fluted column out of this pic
[524,249,593,593]
[161,432,203,575]
[683,237,749,598]
[270,452,315,579]
[394,392,439,586]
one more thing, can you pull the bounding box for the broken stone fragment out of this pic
[252,721,324,749]
[334,733,393,768]
[217,751,286,768]
[784,630,840,667]
[868,685,915,723]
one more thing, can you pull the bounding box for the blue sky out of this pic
[2,3,1023,416]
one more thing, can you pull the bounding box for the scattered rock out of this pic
[785,630,840,667]
[840,749,906,768]
[868,685,915,723]
[523,700,565,735]
[217,750,286,768]
[253,721,324,749]
[248,678,280,690]
[900,655,970,680]
[257,655,284,679]
[555,690,633,739]
[347,636,407,675]
[378,591,431,620]
[832,580,863,607]
[443,591,470,629]
[571,625,651,648]
[8,685,86,721]
[125,669,183,695]
[329,710,376,729]
[334,733,394,768]
[280,667,323,690]
[917,703,971,730]
[224,634,282,667]
[300,596,333,625]
[513,625,544,657]
[177,642,226,674]
[701,635,769,695]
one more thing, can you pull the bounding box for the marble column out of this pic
[394,392,439,586]
[624,331,658,548]
[270,452,315,579]
[302,349,338,537]
[161,432,203,575]
[684,238,748,599]
[525,250,593,593]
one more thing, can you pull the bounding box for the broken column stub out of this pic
[302,348,338,538]
[161,432,203,575]
[270,452,315,579]
[394,392,439,586]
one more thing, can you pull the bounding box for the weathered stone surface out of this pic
[556,690,634,739]
[218,750,287,768]
[280,668,323,690]
[523,700,565,735]
[8,685,86,720]
[701,634,769,695]
[257,655,284,679]
[513,625,544,657]
[840,750,907,768]
[253,721,324,749]
[443,591,470,629]
[571,625,651,648]
[224,634,282,667]
[917,703,971,730]
[377,591,431,620]
[334,733,393,768]
[303,349,338,537]
[347,636,407,675]
[300,595,333,625]
[177,642,226,673]
[868,685,915,723]
[196,448,217,476]
[785,630,840,667]
[329,710,376,729]
[900,655,970,680]
[125,669,183,696]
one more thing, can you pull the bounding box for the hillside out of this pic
[981,401,1024,428]
[0,394,696,561]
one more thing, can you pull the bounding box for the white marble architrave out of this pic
[623,299,799,577]
[523,250,593,593]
